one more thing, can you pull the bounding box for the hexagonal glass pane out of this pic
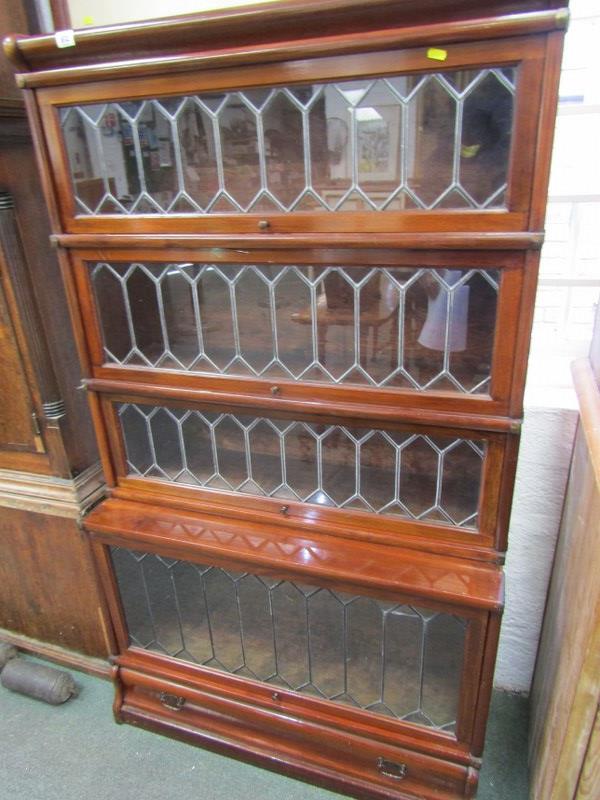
[360,432,397,511]
[249,421,283,494]
[448,271,499,391]
[263,91,305,208]
[197,267,236,369]
[138,101,178,210]
[219,97,260,208]
[274,269,314,377]
[91,264,131,362]
[284,423,318,500]
[346,597,383,708]
[356,80,403,208]
[407,77,456,207]
[315,270,357,380]
[309,85,353,209]
[271,582,309,689]
[441,441,484,525]
[214,416,247,489]
[160,266,200,368]
[422,614,466,729]
[177,99,219,209]
[172,562,213,663]
[125,265,163,363]
[149,408,182,479]
[321,427,356,506]
[460,72,513,206]
[404,272,447,387]
[203,569,244,671]
[110,549,154,647]
[119,404,152,474]
[89,261,497,393]
[141,554,183,655]
[383,606,423,718]
[237,575,277,680]
[399,437,439,517]
[308,589,345,697]
[117,403,485,530]
[181,413,214,483]
[358,269,400,384]
[234,269,273,373]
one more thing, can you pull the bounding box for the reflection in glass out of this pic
[118,403,485,529]
[91,262,499,394]
[61,67,515,215]
[112,547,467,731]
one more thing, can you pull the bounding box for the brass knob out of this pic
[271,692,281,701]
[280,505,289,516]
[258,219,270,230]
[270,385,281,396]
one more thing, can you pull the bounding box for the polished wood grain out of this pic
[529,357,600,799]
[117,665,474,800]
[7,4,567,87]
[0,504,111,658]
[85,497,504,611]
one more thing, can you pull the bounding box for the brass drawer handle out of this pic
[376,757,407,780]
[159,691,186,711]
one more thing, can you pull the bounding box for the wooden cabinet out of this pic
[0,1,109,666]
[6,1,566,796]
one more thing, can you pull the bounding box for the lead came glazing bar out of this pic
[60,67,516,216]
[117,403,485,529]
[111,547,467,732]
[91,262,500,394]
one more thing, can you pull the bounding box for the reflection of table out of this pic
[291,290,399,372]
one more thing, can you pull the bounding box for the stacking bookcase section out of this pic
[71,247,538,419]
[96,391,517,558]
[87,498,503,800]
[7,1,567,798]
[32,26,556,236]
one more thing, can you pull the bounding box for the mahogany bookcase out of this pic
[5,1,567,797]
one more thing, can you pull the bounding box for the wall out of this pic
[495,0,600,692]
[67,0,277,28]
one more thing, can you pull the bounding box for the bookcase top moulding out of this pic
[4,0,569,88]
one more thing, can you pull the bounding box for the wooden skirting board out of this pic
[0,627,111,679]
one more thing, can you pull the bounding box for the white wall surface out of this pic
[494,405,578,691]
[67,0,278,29]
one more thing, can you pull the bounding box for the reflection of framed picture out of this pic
[357,105,401,182]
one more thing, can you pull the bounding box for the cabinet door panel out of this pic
[0,276,39,452]
[111,399,491,536]
[110,545,468,735]
[38,35,546,234]
[89,259,500,395]
[57,67,515,218]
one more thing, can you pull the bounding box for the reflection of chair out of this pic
[291,273,399,371]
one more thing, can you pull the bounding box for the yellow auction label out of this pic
[427,47,448,62]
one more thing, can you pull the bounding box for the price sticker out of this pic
[55,30,76,49]
[427,47,448,62]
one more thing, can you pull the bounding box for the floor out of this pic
[0,656,529,800]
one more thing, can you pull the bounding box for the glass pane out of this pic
[112,547,467,732]
[91,262,500,395]
[117,402,485,530]
[61,66,516,215]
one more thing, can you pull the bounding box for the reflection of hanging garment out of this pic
[418,270,469,352]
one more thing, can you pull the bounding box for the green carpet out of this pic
[0,657,528,799]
